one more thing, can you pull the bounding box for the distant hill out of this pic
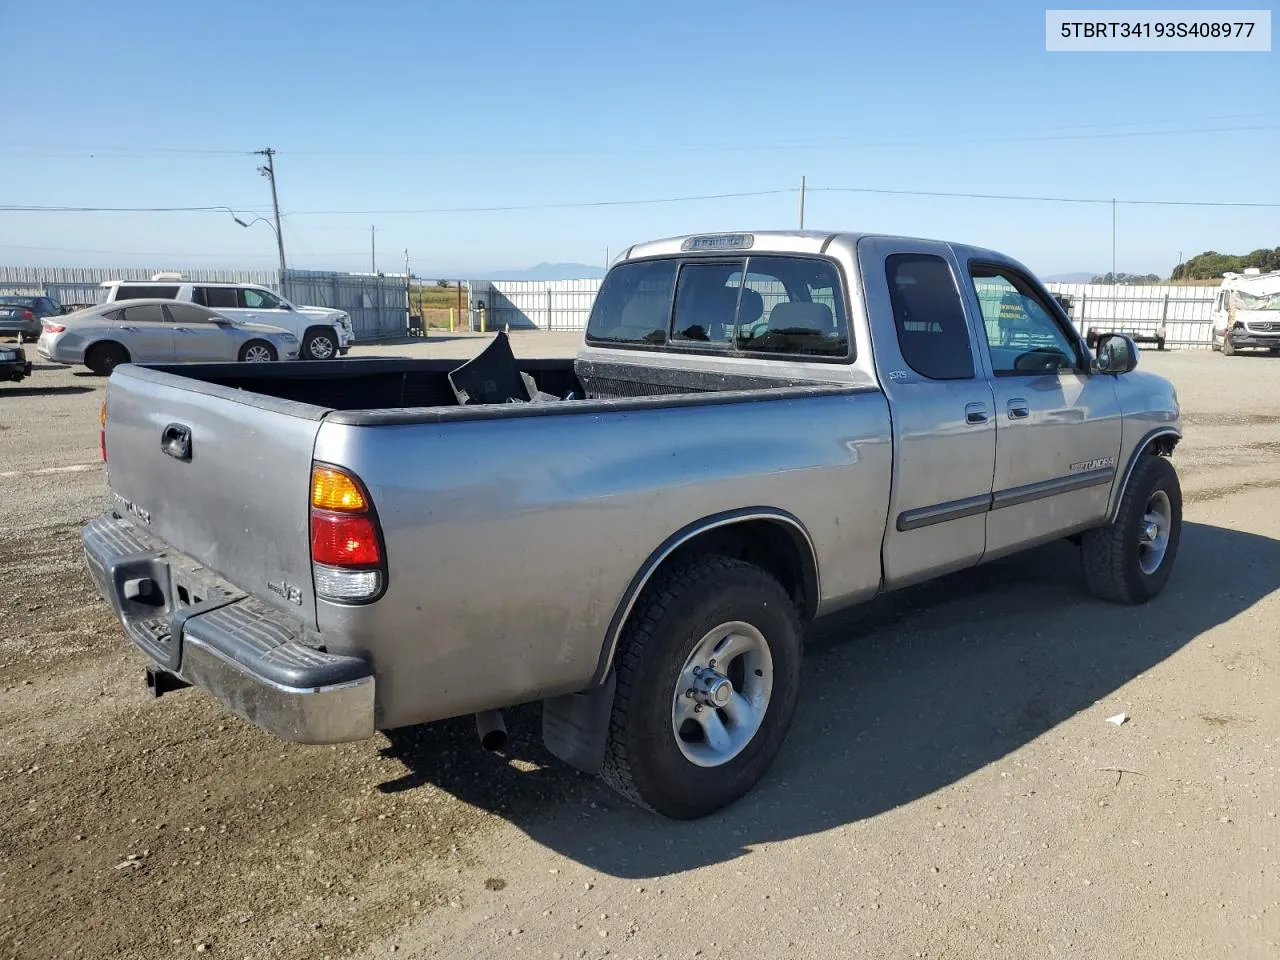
[1040,272,1095,283]
[485,262,605,281]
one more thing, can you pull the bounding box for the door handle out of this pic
[965,402,989,425]
[161,422,192,462]
[119,325,138,331]
[1008,398,1030,419]
[173,327,189,334]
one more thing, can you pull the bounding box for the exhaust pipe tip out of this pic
[475,710,508,752]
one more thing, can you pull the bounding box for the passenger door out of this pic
[858,238,997,588]
[166,303,236,361]
[111,303,175,361]
[964,261,1123,558]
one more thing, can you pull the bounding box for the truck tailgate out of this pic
[103,366,327,627]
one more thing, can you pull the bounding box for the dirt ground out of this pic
[1,335,1277,960]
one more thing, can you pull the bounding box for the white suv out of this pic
[100,275,352,360]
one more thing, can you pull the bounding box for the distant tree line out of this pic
[1170,247,1280,281]
[1089,272,1163,285]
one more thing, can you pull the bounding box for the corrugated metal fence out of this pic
[0,266,1223,348]
[476,280,601,332]
[0,266,278,311]
[278,270,409,341]
[469,278,1221,349]
[0,266,409,341]
[1044,282,1217,349]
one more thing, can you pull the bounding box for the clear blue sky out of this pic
[2,0,1276,277]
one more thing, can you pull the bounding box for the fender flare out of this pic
[1107,426,1181,523]
[588,506,820,687]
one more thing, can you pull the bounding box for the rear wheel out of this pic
[600,554,803,819]
[1081,455,1182,604]
[85,341,130,376]
[238,340,277,363]
[301,328,337,360]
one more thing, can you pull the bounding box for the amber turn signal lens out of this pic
[311,466,367,512]
[100,400,107,428]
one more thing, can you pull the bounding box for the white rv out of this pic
[1210,268,1280,356]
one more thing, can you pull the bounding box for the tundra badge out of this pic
[268,580,304,605]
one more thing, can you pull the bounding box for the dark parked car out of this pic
[0,295,62,343]
[0,343,32,383]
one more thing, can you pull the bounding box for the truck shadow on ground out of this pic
[378,519,1280,879]
[1,384,95,398]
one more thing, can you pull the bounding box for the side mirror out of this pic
[1096,333,1139,374]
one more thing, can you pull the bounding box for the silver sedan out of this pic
[37,299,300,375]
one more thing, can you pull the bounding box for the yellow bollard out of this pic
[449,307,455,332]
[480,306,487,334]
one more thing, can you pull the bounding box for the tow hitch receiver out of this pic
[145,666,191,699]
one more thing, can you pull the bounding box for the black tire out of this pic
[237,339,278,363]
[85,341,129,376]
[1222,336,1237,356]
[301,328,338,361]
[600,554,803,819]
[1081,455,1181,604]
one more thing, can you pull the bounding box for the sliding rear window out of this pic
[585,259,676,346]
[587,255,852,359]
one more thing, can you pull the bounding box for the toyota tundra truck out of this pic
[82,231,1183,819]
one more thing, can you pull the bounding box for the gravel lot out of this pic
[1,334,1277,960]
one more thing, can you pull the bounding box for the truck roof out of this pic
[619,230,1009,265]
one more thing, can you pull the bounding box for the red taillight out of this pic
[310,511,381,567]
[99,400,107,463]
[44,322,65,334]
[21,309,33,321]
[309,464,383,601]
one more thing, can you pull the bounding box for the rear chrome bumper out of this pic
[82,512,375,744]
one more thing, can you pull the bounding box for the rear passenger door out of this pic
[858,238,997,588]
[964,261,1123,557]
[112,303,175,361]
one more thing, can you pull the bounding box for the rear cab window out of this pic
[885,254,975,380]
[586,254,851,360]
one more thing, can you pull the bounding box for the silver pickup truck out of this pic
[83,231,1183,819]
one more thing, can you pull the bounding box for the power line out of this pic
[283,188,797,216]
[3,114,1273,160]
[4,186,1280,219]
[813,186,1280,208]
[0,204,271,213]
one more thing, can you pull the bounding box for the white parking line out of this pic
[0,463,100,479]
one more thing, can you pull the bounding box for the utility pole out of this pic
[254,148,286,277]
[404,248,411,333]
[799,175,806,230]
[371,225,377,274]
[1111,197,1116,284]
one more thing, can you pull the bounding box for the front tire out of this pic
[1222,335,1237,356]
[1081,455,1182,604]
[238,340,277,362]
[301,328,337,360]
[600,554,803,819]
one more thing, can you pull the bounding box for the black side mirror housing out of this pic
[1095,333,1139,374]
